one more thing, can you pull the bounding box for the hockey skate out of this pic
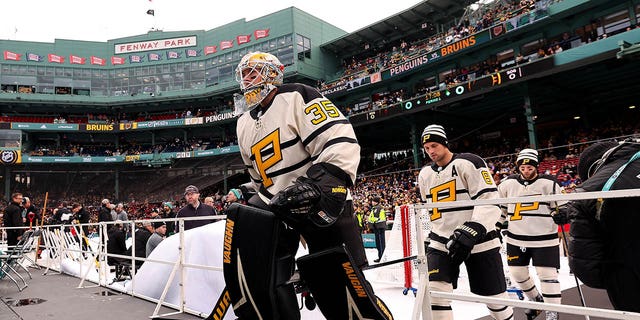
[524,294,544,320]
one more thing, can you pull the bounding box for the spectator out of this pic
[107,220,130,268]
[161,202,176,235]
[204,196,216,208]
[175,185,217,231]
[98,199,112,223]
[226,188,243,205]
[146,221,166,257]
[4,193,24,247]
[22,197,40,227]
[134,221,154,266]
[115,203,129,233]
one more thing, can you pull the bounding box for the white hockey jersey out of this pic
[497,174,566,248]
[418,153,502,253]
[236,83,360,203]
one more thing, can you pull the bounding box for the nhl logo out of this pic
[1,150,18,164]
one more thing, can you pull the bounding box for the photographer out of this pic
[566,140,640,312]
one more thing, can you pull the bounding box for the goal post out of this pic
[375,204,431,293]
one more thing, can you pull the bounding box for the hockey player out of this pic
[418,124,513,320]
[226,51,392,319]
[498,149,566,320]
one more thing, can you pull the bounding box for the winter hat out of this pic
[229,188,242,200]
[578,141,618,179]
[516,148,539,167]
[184,185,199,195]
[421,124,448,147]
[163,202,174,209]
[153,221,166,229]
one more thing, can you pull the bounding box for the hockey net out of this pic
[375,204,431,289]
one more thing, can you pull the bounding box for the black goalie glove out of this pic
[270,163,350,227]
[270,176,322,217]
[446,221,487,265]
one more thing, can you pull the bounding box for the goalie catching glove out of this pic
[446,221,486,265]
[270,163,350,227]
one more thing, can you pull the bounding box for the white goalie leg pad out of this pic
[509,266,540,300]
[486,292,514,320]
[536,266,561,305]
[430,281,454,320]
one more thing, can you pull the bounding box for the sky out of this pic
[0,0,424,43]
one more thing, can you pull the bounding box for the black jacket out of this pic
[134,227,152,260]
[76,207,90,224]
[162,210,176,235]
[4,201,24,244]
[175,202,217,232]
[568,142,640,312]
[98,205,112,223]
[107,225,129,265]
[4,201,23,229]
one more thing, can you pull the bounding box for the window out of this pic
[296,34,311,60]
[521,39,545,56]
[602,10,631,35]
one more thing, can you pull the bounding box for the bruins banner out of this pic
[1,149,21,164]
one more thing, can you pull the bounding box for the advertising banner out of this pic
[10,123,78,131]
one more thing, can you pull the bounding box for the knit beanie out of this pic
[421,124,448,147]
[230,188,242,199]
[516,148,539,167]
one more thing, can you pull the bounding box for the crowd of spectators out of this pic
[1,101,235,126]
[27,135,238,157]
[5,113,638,228]
[2,123,637,236]
[322,2,640,119]
[339,18,638,118]
[319,0,557,93]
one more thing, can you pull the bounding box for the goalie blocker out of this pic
[219,203,393,319]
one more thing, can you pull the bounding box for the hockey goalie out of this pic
[211,51,393,320]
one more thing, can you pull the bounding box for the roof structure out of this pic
[321,0,470,57]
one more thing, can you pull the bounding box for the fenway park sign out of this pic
[115,36,197,54]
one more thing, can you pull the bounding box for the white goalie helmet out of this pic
[233,51,284,115]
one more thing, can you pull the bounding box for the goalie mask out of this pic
[233,52,284,115]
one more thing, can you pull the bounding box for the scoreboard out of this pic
[349,57,554,124]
